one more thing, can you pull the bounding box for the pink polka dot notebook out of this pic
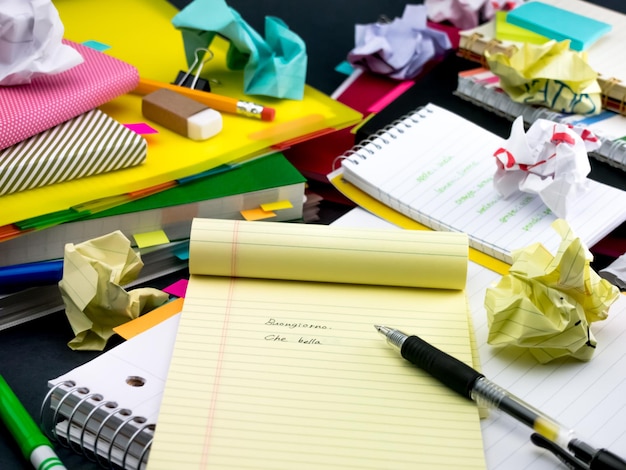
[0,40,140,151]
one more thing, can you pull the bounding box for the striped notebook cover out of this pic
[0,109,146,196]
[0,40,139,151]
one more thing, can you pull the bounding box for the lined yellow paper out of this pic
[147,219,486,469]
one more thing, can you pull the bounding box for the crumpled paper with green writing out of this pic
[486,40,602,115]
[58,231,168,351]
[484,219,620,363]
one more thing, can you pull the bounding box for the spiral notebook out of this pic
[339,102,626,264]
[146,218,486,469]
[42,313,181,469]
[457,0,626,116]
[455,67,626,172]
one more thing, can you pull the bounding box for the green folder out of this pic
[18,152,305,230]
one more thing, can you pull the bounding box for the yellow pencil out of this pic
[133,77,276,121]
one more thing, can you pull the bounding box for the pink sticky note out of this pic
[124,122,159,134]
[163,279,189,298]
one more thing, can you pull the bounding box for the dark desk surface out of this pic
[2,1,625,468]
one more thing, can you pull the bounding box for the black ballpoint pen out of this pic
[375,325,626,470]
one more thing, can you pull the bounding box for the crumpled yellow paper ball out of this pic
[486,40,602,115]
[58,230,169,351]
[484,219,620,363]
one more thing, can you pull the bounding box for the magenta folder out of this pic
[0,40,139,150]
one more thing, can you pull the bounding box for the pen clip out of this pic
[530,433,589,470]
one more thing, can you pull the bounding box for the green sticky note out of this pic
[495,11,549,45]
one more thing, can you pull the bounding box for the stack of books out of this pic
[0,0,362,328]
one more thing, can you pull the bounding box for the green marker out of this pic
[0,374,66,470]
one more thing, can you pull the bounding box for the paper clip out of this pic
[173,47,215,92]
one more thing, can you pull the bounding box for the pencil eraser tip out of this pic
[261,107,275,121]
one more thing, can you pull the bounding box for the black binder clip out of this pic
[173,47,214,92]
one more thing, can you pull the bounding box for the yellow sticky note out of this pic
[260,200,293,211]
[133,230,170,248]
[240,208,276,221]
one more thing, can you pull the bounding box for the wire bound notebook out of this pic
[41,313,181,470]
[457,0,626,116]
[338,103,626,264]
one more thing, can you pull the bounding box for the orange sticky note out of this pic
[113,297,184,340]
[240,208,276,221]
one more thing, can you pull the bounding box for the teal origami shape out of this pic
[172,0,307,100]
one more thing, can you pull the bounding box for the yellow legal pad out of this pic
[147,218,486,469]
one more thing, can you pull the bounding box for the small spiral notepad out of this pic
[339,103,626,264]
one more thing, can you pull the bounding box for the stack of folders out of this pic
[0,152,308,329]
[0,0,363,327]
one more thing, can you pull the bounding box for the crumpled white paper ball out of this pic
[0,0,83,85]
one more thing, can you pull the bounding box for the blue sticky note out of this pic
[506,1,612,51]
[82,40,111,52]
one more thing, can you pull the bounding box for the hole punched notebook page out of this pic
[340,103,626,264]
[147,218,486,469]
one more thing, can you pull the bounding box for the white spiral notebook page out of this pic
[147,218,486,469]
[340,103,626,264]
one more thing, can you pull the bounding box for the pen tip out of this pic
[374,325,382,331]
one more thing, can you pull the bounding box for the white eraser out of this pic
[187,108,223,140]
[142,88,223,141]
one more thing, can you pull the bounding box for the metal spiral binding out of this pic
[93,408,132,468]
[334,105,433,168]
[121,423,155,470]
[80,399,120,463]
[39,380,76,441]
[65,391,103,454]
[40,381,154,470]
[106,413,142,469]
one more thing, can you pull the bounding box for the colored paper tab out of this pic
[113,297,184,340]
[240,208,276,221]
[133,230,170,248]
[260,200,293,211]
[163,279,188,298]
[82,39,111,51]
[124,122,159,134]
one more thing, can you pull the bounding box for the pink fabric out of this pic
[0,40,139,150]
